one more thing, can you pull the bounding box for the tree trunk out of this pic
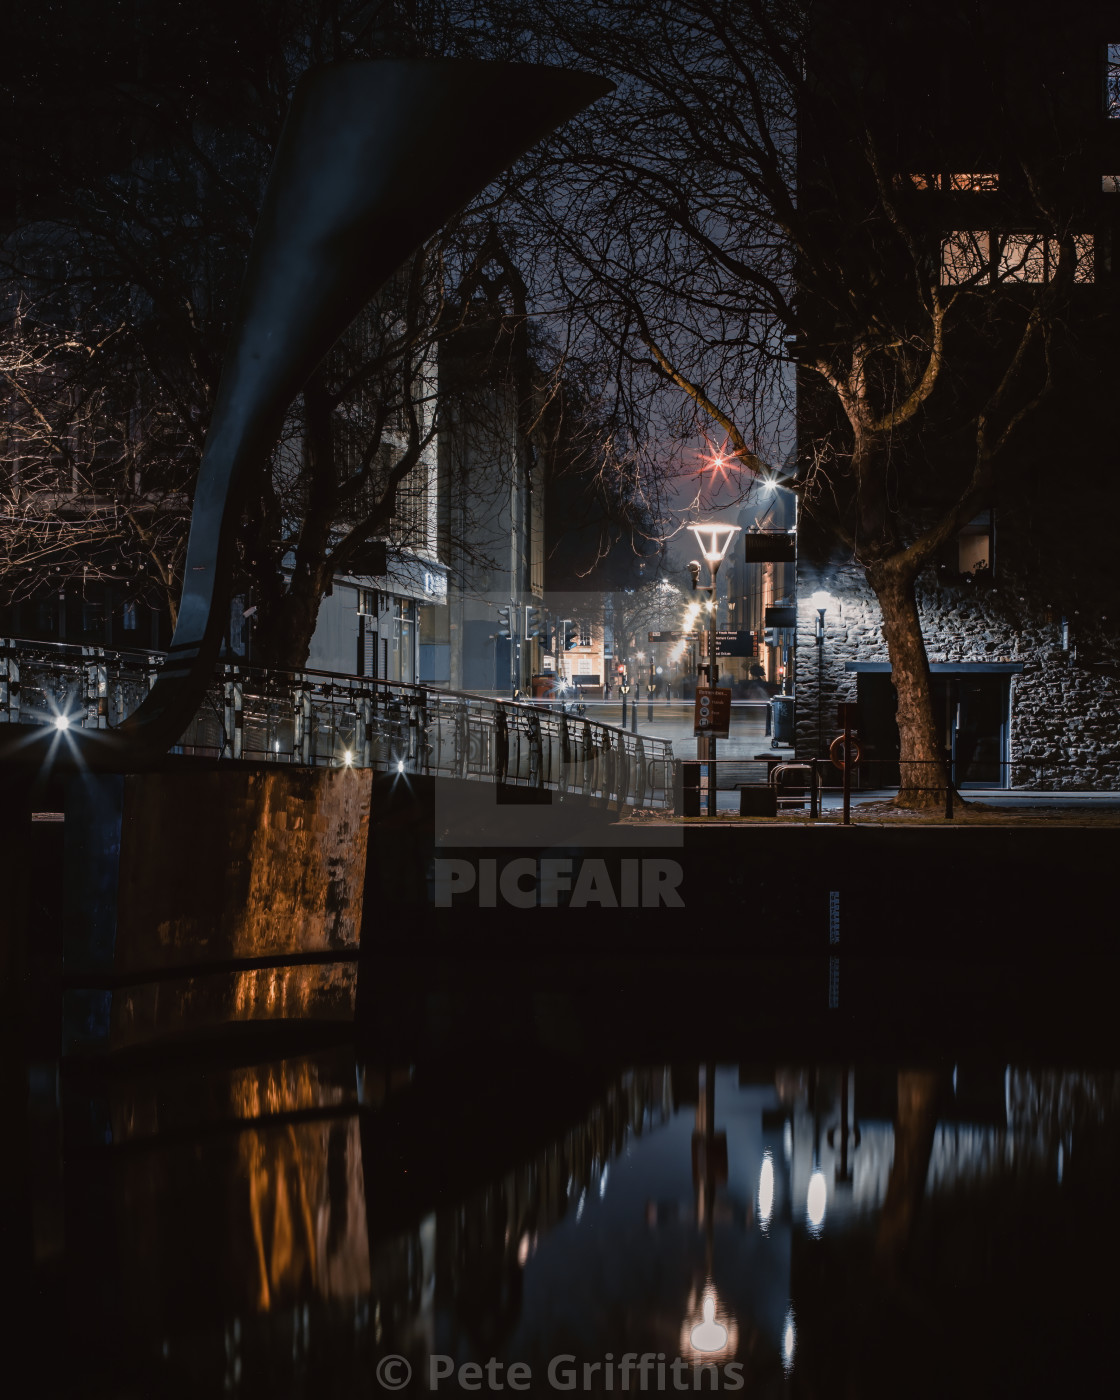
[866,563,949,810]
[875,1070,941,1272]
[253,572,324,672]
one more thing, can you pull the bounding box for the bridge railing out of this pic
[1,638,672,809]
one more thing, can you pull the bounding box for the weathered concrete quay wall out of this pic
[63,767,373,1051]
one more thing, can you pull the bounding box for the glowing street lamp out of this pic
[686,521,741,816]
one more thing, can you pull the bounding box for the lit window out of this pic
[941,230,990,284]
[903,172,998,191]
[958,514,993,577]
[1072,233,1096,283]
[941,231,1094,285]
[996,232,1046,283]
[1106,43,1120,118]
[948,172,998,191]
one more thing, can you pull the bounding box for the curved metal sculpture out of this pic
[3,59,610,769]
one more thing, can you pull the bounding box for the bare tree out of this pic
[0,1,535,670]
[0,297,191,625]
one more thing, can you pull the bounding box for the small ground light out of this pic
[397,759,404,773]
[54,714,70,731]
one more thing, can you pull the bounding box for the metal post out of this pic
[709,569,718,817]
[0,641,19,723]
[842,718,852,825]
[360,697,372,768]
[817,609,825,758]
[222,668,243,759]
[83,647,108,730]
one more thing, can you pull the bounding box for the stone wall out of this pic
[794,558,1120,790]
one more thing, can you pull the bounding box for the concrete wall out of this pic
[63,767,372,1049]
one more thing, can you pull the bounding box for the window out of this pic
[948,172,998,191]
[941,230,989,284]
[122,601,138,631]
[1103,175,1120,192]
[940,231,1094,284]
[579,622,592,647]
[997,233,1046,283]
[958,513,993,578]
[1106,43,1120,118]
[900,172,998,191]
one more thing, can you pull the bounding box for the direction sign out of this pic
[648,631,683,642]
[716,630,756,657]
[743,532,797,563]
[693,686,731,738]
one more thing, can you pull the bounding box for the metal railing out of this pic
[0,637,674,809]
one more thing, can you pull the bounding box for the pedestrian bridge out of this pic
[0,637,674,810]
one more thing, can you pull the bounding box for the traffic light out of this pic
[688,560,702,590]
[496,605,513,638]
[526,605,544,638]
[565,621,578,649]
[763,627,778,647]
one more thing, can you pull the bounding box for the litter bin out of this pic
[771,695,795,747]
[740,784,777,817]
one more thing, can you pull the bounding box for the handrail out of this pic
[0,636,673,807]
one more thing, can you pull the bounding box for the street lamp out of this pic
[687,521,742,815]
[810,589,833,757]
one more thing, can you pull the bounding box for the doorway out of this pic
[855,669,1011,788]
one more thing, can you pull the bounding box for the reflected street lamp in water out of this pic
[687,522,742,816]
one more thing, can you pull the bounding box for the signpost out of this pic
[715,630,756,657]
[693,686,731,739]
[743,532,797,563]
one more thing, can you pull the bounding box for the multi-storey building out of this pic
[790,3,1120,789]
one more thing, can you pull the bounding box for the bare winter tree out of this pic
[0,297,192,624]
[0,1,549,671]
[482,0,1112,807]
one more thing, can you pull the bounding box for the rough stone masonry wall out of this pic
[794,559,1120,790]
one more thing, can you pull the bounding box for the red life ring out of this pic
[829,734,862,770]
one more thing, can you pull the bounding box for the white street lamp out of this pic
[687,521,742,816]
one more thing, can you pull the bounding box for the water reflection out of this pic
[37,1055,1120,1395]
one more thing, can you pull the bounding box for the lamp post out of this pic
[688,522,742,816]
[810,590,832,759]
